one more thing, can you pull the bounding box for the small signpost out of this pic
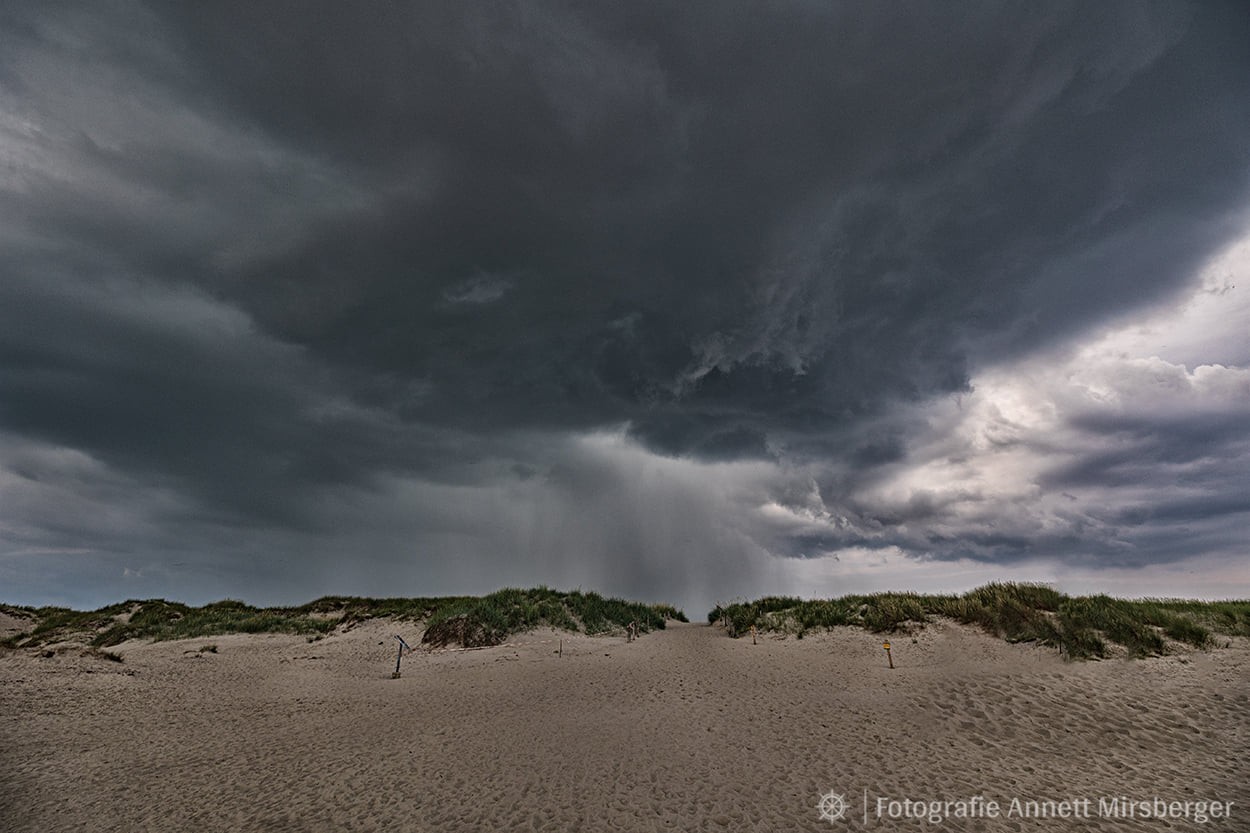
[393,635,412,679]
[883,640,894,669]
[751,624,757,645]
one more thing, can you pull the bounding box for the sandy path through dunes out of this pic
[2,620,1247,832]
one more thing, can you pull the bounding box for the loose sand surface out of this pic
[2,620,1246,832]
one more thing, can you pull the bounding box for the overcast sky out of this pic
[2,2,1248,614]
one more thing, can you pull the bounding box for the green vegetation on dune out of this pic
[419,588,684,648]
[708,582,1250,659]
[0,588,687,651]
[1,599,339,650]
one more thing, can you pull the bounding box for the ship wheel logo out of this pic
[817,790,848,822]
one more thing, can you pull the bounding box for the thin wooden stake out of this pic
[393,635,412,679]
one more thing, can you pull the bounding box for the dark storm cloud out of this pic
[143,1,1247,445]
[1,1,1248,606]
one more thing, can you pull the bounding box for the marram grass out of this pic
[707,582,1250,659]
[0,588,687,652]
[5,583,1244,661]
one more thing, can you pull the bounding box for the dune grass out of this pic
[0,599,340,650]
[419,587,684,648]
[708,582,1250,659]
[0,588,687,651]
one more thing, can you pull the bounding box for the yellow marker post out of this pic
[883,640,894,669]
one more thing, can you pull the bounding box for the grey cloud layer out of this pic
[1,2,1248,606]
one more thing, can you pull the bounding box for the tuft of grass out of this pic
[420,587,676,648]
[861,592,928,632]
[931,587,1061,646]
[295,595,456,625]
[710,583,1248,660]
[651,603,688,623]
[1057,596,1163,658]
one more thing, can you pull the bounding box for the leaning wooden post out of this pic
[393,635,412,678]
[751,624,757,645]
[883,639,894,669]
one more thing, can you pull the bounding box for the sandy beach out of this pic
[2,619,1246,832]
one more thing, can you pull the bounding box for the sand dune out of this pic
[2,619,1246,831]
